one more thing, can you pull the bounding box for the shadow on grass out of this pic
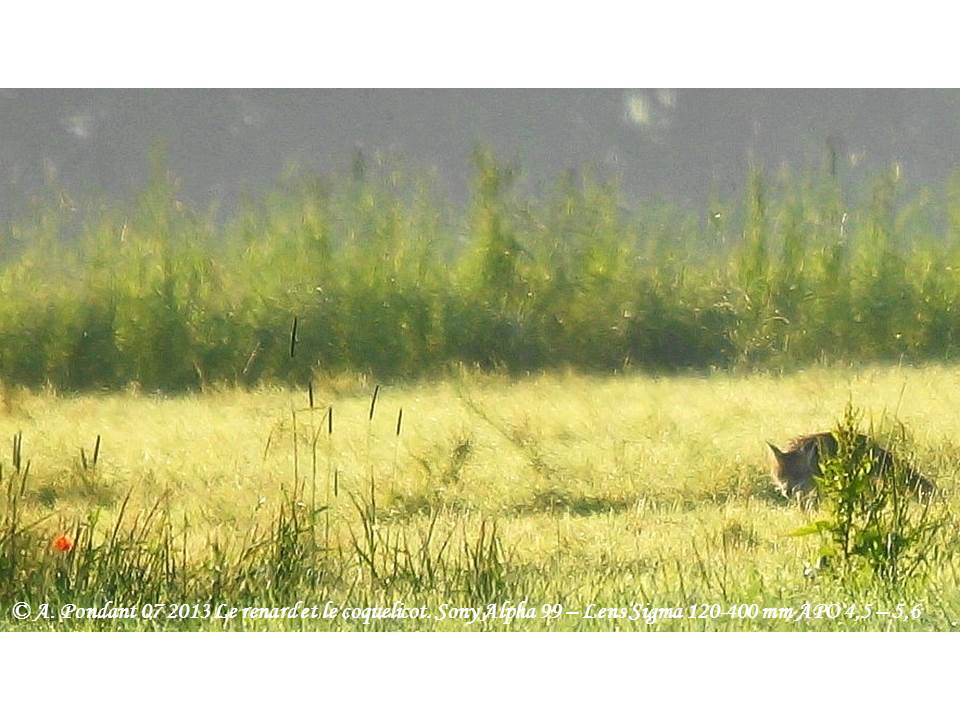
[384,467,788,522]
[31,475,118,509]
[518,488,639,516]
[383,489,472,519]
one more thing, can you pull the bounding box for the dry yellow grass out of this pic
[2,365,959,629]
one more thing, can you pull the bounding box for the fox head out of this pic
[767,441,818,498]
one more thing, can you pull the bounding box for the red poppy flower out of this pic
[52,534,74,553]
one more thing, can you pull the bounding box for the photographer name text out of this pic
[8,600,924,625]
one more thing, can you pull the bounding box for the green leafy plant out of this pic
[794,404,946,589]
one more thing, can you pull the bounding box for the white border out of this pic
[0,1,954,87]
[0,632,955,716]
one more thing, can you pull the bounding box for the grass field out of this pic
[2,364,960,630]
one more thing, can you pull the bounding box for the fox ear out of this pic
[767,442,784,460]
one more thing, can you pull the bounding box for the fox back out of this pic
[767,432,934,500]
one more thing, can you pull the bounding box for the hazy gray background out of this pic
[2,89,959,215]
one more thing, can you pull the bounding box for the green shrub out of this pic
[4,151,960,389]
[795,405,947,589]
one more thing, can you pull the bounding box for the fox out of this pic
[766,432,936,501]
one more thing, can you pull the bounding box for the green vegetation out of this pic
[3,151,960,630]
[1,367,958,630]
[794,404,949,589]
[5,152,960,390]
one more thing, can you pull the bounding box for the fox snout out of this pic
[767,440,818,499]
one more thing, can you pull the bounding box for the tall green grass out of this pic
[4,150,960,391]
